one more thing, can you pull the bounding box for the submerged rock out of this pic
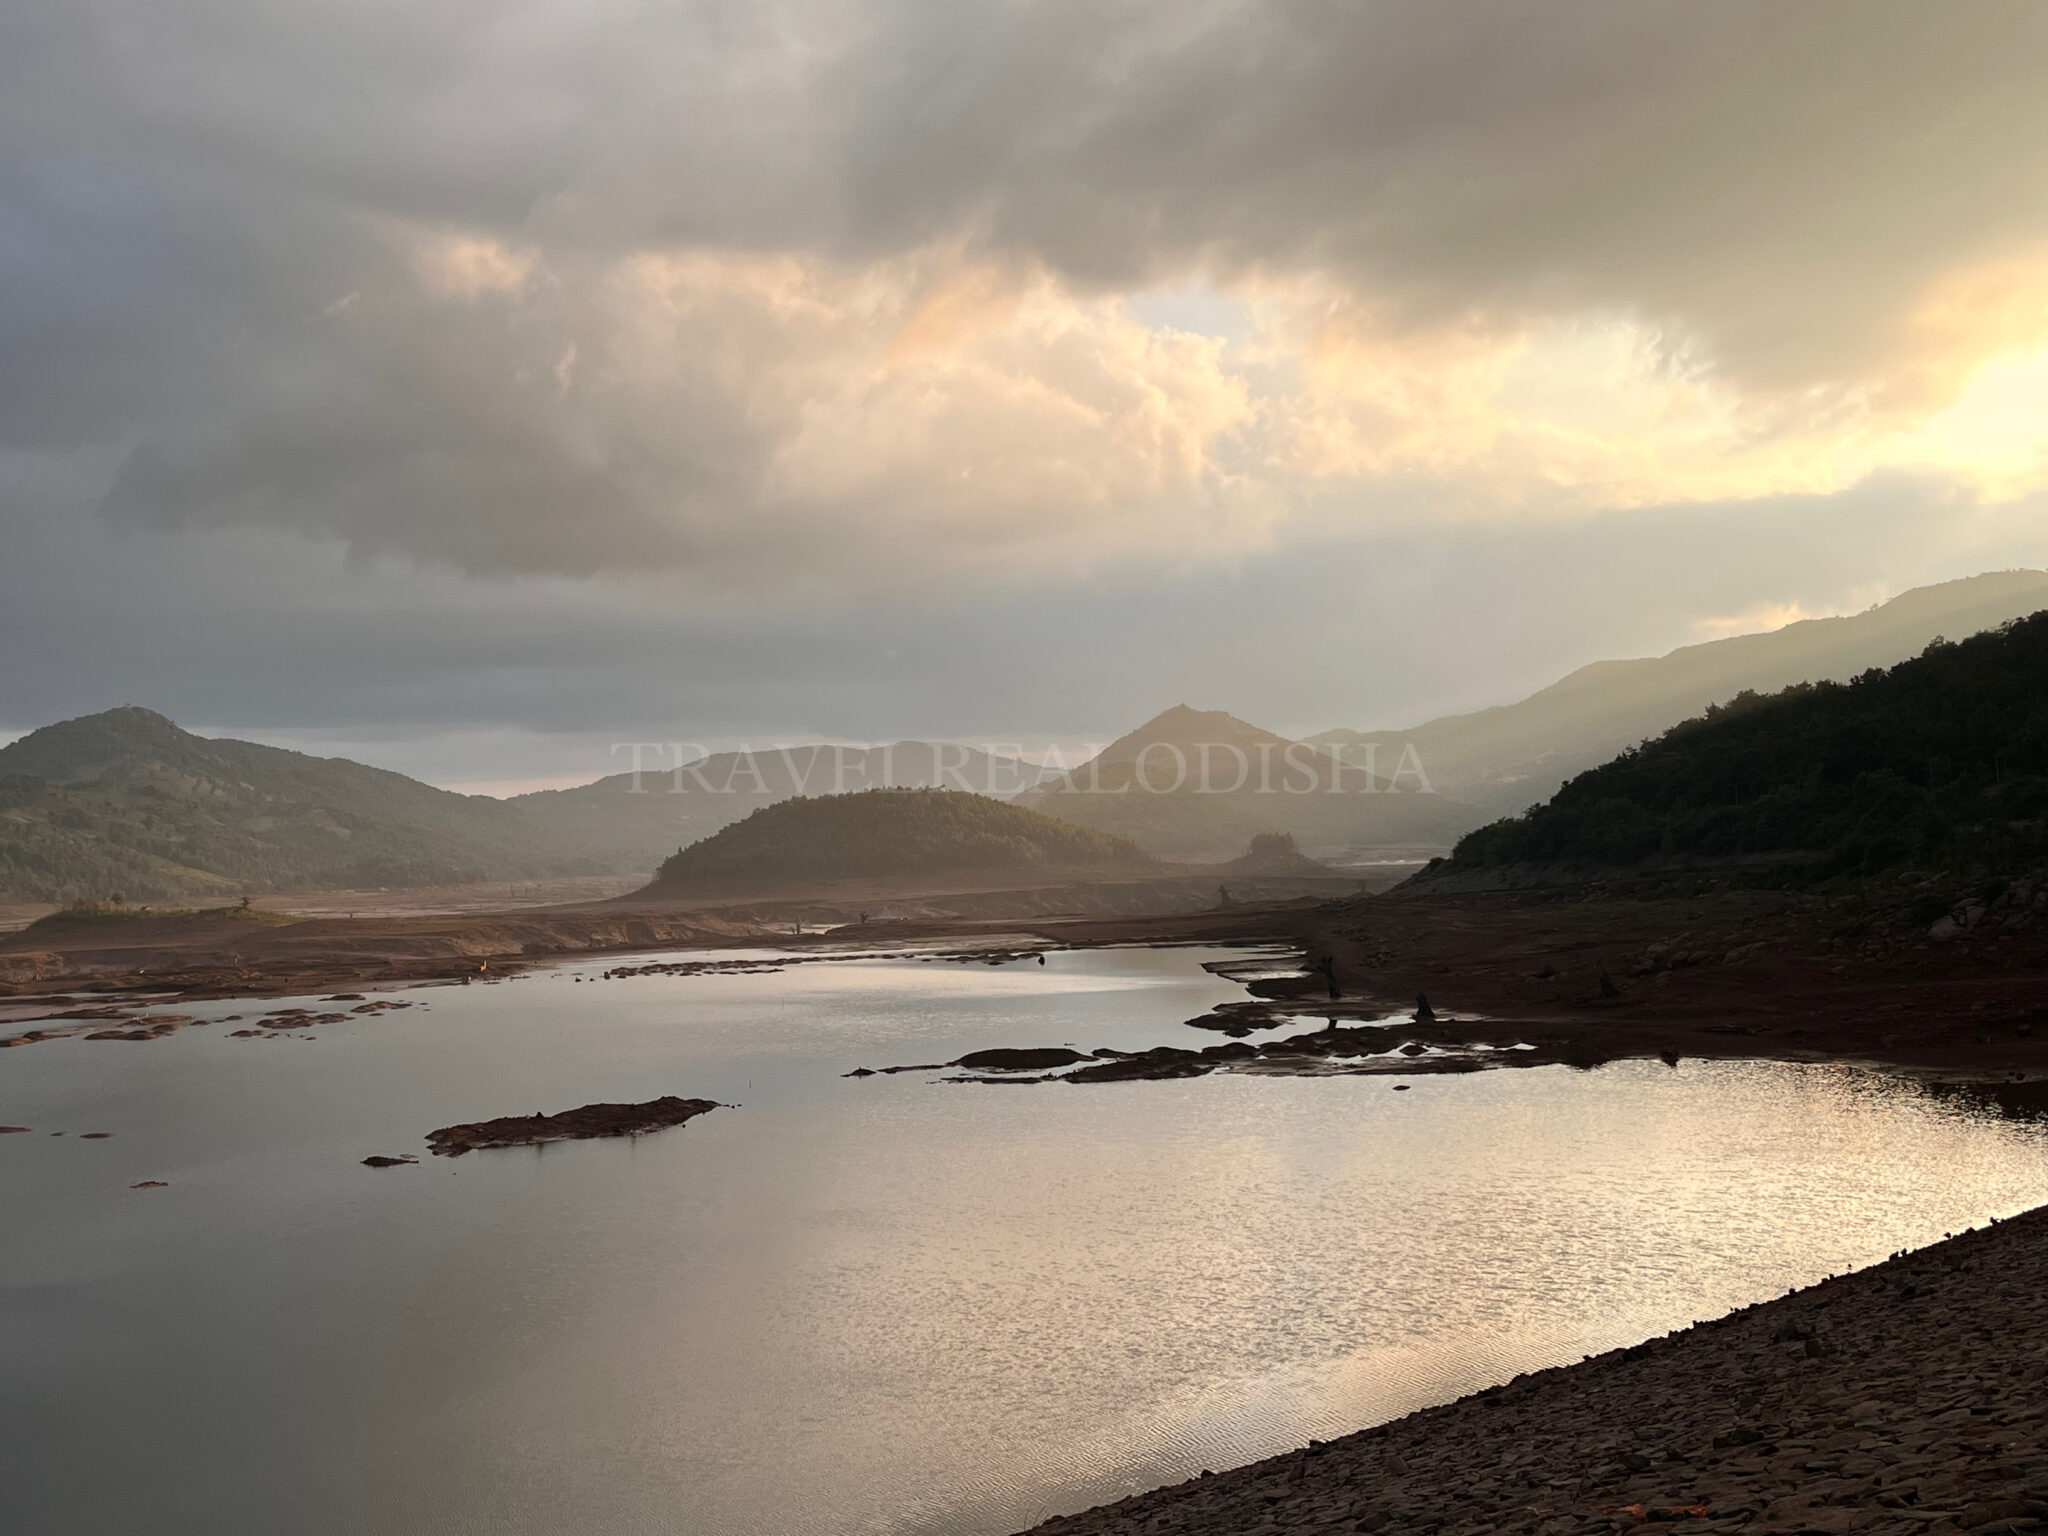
[1066,1054,1216,1083]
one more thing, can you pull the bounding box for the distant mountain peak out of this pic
[1099,705,1293,762]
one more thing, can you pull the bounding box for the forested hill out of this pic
[0,707,593,901]
[647,788,1158,893]
[1312,569,2048,818]
[1440,613,2048,880]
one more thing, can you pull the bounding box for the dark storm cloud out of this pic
[7,1,2048,771]
[6,439,2043,789]
[4,1,2047,581]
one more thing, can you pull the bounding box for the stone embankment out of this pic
[1025,1207,2048,1536]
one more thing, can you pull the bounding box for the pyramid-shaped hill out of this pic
[641,788,1160,896]
[1087,704,1296,769]
[1217,831,1333,876]
[1016,706,1475,862]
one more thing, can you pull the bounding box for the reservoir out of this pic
[4,943,2044,1535]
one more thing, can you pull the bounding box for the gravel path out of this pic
[1023,1207,2048,1536]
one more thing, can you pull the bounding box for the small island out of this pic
[425,1096,724,1157]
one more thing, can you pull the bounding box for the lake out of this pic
[4,941,2046,1535]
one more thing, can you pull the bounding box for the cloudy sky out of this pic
[6,1,2048,790]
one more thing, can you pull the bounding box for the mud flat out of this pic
[1024,1206,2048,1536]
[0,890,1308,1021]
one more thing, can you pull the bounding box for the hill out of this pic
[0,711,1047,902]
[1311,570,2048,818]
[1435,613,2048,882]
[1217,832,1331,876]
[512,741,1036,868]
[1016,705,1474,861]
[645,788,1159,894]
[0,707,601,902]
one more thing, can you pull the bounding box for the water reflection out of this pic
[1,944,2045,1536]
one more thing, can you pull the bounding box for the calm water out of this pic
[4,942,2047,1536]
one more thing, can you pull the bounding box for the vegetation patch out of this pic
[651,787,1157,892]
[1442,612,2048,881]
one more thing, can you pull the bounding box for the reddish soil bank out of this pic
[10,877,2048,1086]
[1022,1206,2048,1536]
[0,905,769,1016]
[0,891,1312,1040]
[1257,885,2048,1083]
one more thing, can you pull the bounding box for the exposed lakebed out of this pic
[4,942,2048,1536]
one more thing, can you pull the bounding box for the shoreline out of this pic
[0,897,1307,1044]
[8,882,2048,1089]
[10,876,2048,1533]
[1022,1205,2048,1536]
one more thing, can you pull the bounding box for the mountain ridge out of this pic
[1429,610,2048,885]
[1310,570,2048,817]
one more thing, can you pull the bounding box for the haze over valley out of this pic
[7,569,2046,905]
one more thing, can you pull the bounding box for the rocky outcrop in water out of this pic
[424,1096,723,1156]
[954,1047,1093,1071]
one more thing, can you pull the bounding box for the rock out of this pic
[943,1074,1056,1084]
[425,1095,723,1157]
[361,1154,417,1167]
[1066,1054,1214,1083]
[129,1180,168,1189]
[0,1125,31,1134]
[1961,1497,2035,1529]
[78,1132,112,1140]
[954,1047,1093,1071]
[1930,916,1961,941]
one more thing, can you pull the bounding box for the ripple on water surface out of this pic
[1,944,2045,1536]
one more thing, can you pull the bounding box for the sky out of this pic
[6,1,2048,791]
